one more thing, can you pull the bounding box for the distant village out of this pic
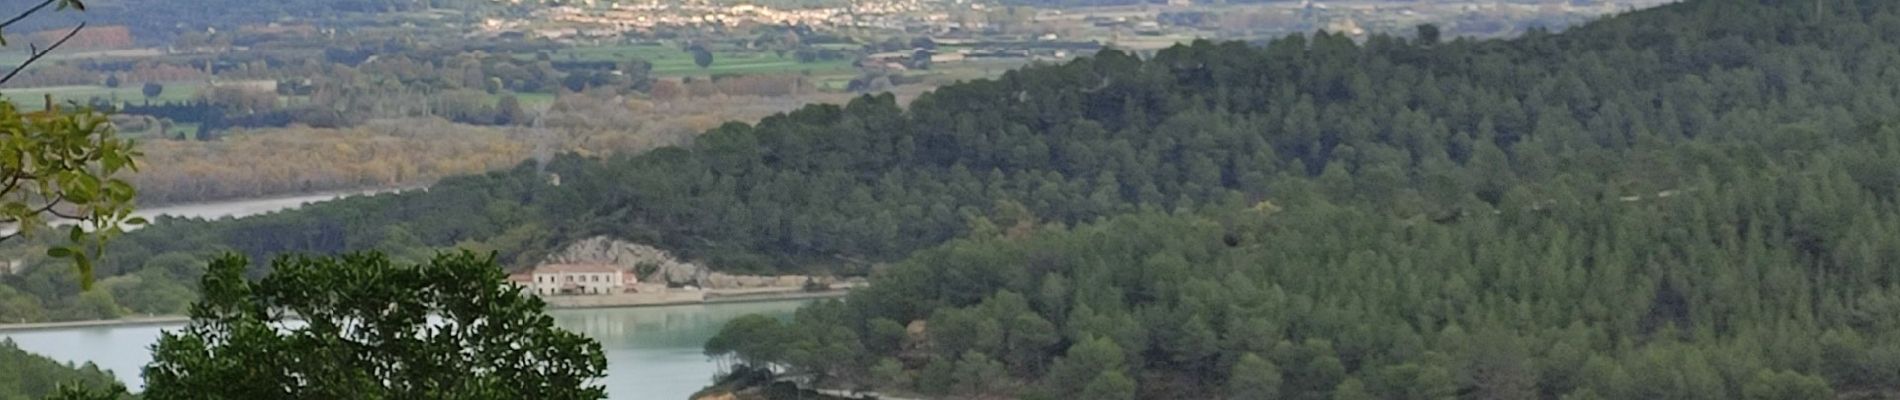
[480,0,1674,46]
[463,0,1673,82]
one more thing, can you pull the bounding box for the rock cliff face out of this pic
[542,236,709,286]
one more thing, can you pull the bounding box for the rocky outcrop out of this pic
[689,391,739,400]
[542,236,861,290]
[542,236,709,286]
[701,273,843,289]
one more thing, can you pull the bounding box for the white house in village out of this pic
[509,263,638,296]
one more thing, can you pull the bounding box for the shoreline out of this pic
[134,185,416,211]
[538,288,852,310]
[0,289,849,333]
[0,316,192,333]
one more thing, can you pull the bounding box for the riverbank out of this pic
[131,185,421,221]
[0,316,191,333]
[540,287,852,309]
[10,186,424,235]
[135,185,417,212]
[0,288,850,332]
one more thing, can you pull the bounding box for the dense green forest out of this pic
[689,0,1900,398]
[2,0,1899,325]
[0,340,122,400]
[9,0,1900,396]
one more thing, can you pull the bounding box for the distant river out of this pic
[134,188,411,222]
[8,188,413,235]
[1,300,809,400]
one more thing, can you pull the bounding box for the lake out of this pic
[1,299,809,400]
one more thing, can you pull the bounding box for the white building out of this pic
[509,264,638,296]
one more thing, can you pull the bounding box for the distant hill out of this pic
[4,0,483,46]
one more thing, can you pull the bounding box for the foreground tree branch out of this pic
[0,22,85,86]
[0,0,136,289]
[0,0,59,35]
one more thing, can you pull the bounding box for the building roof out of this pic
[532,263,623,274]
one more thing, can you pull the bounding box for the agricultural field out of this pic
[534,43,858,77]
[1,81,205,110]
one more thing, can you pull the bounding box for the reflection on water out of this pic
[1,323,166,389]
[549,301,809,400]
[551,300,807,347]
[3,299,810,400]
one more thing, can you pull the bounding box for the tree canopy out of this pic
[0,340,124,400]
[141,251,607,400]
[0,0,144,290]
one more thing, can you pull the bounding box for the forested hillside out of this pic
[57,0,1897,271]
[0,340,122,400]
[685,0,1900,398]
[7,0,1900,307]
[8,1,1900,395]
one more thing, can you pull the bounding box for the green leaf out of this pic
[106,179,134,201]
[65,186,93,203]
[125,216,147,226]
[46,246,74,258]
[68,225,83,242]
[102,153,123,174]
[75,253,92,290]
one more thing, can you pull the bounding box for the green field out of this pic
[538,43,857,77]
[511,91,557,109]
[1,82,205,110]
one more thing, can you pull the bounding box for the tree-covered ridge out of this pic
[0,340,122,400]
[675,0,1900,398]
[717,177,1900,398]
[0,0,1876,311]
[0,0,1884,282]
[102,0,1886,265]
